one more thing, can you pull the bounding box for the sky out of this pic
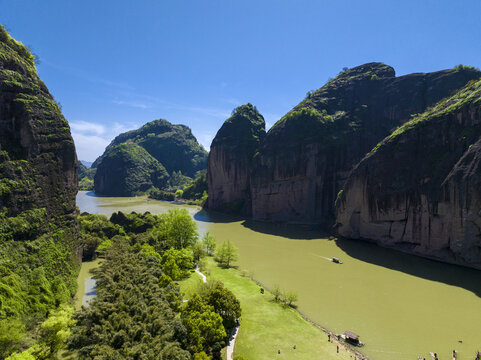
[2,0,481,162]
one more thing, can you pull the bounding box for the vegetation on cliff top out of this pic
[211,103,265,159]
[370,77,481,154]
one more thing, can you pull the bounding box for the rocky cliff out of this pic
[0,26,78,222]
[336,78,481,267]
[94,142,169,196]
[207,104,265,213]
[0,26,79,356]
[248,63,480,224]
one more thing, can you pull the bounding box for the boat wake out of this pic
[311,254,332,261]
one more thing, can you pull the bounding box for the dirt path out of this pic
[195,266,207,283]
[195,265,240,359]
[226,323,240,359]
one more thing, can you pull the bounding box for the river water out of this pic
[76,191,481,360]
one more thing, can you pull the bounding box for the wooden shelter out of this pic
[342,331,361,346]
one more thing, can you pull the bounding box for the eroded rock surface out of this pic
[336,78,481,267]
[250,63,481,224]
[0,26,78,222]
[207,104,265,213]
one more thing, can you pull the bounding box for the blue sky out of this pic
[2,0,481,161]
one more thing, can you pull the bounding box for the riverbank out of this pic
[77,191,481,359]
[200,257,361,360]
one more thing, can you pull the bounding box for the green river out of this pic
[76,191,481,360]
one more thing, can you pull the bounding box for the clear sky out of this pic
[2,0,481,162]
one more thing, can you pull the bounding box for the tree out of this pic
[215,240,238,268]
[272,284,282,301]
[284,291,298,307]
[193,352,211,360]
[40,305,75,354]
[192,241,205,262]
[182,294,226,353]
[0,318,25,358]
[161,248,194,280]
[175,189,184,199]
[205,283,241,333]
[160,209,198,249]
[201,232,216,256]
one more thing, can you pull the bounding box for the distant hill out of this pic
[80,160,93,168]
[93,119,208,196]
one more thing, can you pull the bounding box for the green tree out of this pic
[205,282,241,333]
[272,284,282,301]
[201,232,216,256]
[215,240,238,268]
[161,248,194,280]
[0,318,25,358]
[284,291,298,307]
[182,294,227,353]
[140,243,161,261]
[193,351,212,360]
[40,305,75,354]
[160,209,198,249]
[192,241,205,262]
[175,189,184,199]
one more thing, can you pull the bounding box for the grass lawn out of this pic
[178,269,204,299]
[202,257,355,360]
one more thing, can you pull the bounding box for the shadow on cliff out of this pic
[336,237,481,298]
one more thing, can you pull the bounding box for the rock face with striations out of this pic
[207,104,265,213]
[94,142,169,196]
[336,78,481,267]
[0,26,78,221]
[248,63,481,224]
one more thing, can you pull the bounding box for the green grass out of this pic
[202,257,354,360]
[177,270,204,300]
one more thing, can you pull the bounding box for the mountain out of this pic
[78,162,96,190]
[92,119,208,196]
[80,160,93,168]
[94,142,170,196]
[208,63,481,227]
[336,77,481,268]
[207,104,265,214]
[92,119,207,177]
[0,25,79,356]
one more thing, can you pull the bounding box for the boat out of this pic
[340,331,363,347]
[332,257,342,264]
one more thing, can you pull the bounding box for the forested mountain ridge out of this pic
[93,119,208,196]
[94,142,170,196]
[0,26,79,357]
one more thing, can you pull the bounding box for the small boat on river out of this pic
[332,257,342,264]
